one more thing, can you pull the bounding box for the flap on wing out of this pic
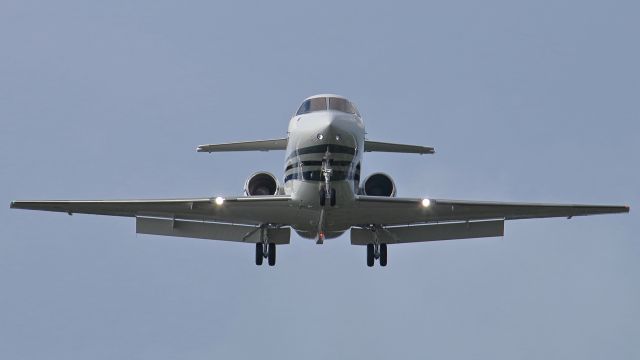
[364,140,434,154]
[197,138,288,153]
[351,220,504,245]
[136,217,291,244]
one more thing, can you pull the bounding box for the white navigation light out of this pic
[317,133,324,140]
[421,198,431,207]
[214,197,225,205]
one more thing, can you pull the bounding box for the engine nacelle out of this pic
[361,172,397,197]
[244,172,280,196]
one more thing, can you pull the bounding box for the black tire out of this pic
[319,188,326,207]
[330,188,337,207]
[268,243,276,266]
[379,243,387,267]
[255,243,263,266]
[366,244,375,267]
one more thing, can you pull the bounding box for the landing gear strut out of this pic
[366,243,387,267]
[319,147,337,207]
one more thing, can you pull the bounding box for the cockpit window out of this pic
[296,98,327,115]
[328,97,358,115]
[296,96,360,116]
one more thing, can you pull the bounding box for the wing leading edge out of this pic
[346,196,629,245]
[10,196,629,244]
[9,196,309,226]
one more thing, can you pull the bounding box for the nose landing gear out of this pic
[319,187,337,207]
[319,188,326,207]
[319,147,337,207]
[330,188,336,207]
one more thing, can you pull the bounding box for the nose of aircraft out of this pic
[305,113,353,141]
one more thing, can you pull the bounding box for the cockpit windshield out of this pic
[296,98,327,115]
[328,97,357,115]
[296,96,359,116]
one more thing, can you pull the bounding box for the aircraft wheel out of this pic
[330,188,336,207]
[268,243,276,266]
[255,243,264,266]
[379,243,387,267]
[366,244,375,267]
[319,188,326,207]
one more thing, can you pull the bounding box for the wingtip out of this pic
[196,146,212,153]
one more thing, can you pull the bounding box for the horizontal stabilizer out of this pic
[364,140,434,154]
[197,138,288,153]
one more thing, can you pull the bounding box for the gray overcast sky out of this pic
[1,0,638,359]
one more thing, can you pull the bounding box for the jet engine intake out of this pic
[361,173,396,197]
[244,172,279,196]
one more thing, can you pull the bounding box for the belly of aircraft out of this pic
[285,179,357,239]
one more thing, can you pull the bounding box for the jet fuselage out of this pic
[284,95,365,240]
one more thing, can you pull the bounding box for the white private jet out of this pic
[11,94,630,266]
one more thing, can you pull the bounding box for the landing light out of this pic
[421,198,431,208]
[214,197,225,205]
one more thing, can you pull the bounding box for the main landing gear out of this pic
[366,243,387,267]
[253,224,276,266]
[255,242,276,266]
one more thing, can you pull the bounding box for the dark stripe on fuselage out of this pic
[285,160,354,172]
[286,144,356,161]
[284,170,359,183]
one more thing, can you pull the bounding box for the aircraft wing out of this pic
[338,196,629,227]
[197,138,288,153]
[345,196,629,245]
[10,196,309,228]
